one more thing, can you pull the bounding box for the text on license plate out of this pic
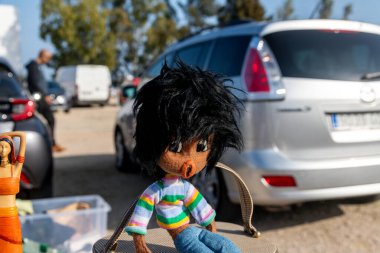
[329,112,380,130]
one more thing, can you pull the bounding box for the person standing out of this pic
[25,49,65,152]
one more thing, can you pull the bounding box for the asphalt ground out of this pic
[53,105,380,253]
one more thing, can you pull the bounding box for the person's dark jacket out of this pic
[25,60,48,96]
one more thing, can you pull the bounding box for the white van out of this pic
[56,65,111,106]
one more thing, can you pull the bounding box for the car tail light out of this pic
[244,49,270,92]
[244,38,285,100]
[132,77,141,86]
[10,99,35,121]
[262,175,297,187]
[20,172,31,186]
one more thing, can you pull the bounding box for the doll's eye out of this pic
[196,139,208,152]
[168,141,183,153]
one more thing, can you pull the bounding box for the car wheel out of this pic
[18,163,53,199]
[115,129,135,172]
[190,167,223,210]
[191,166,240,220]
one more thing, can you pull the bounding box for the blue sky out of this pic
[1,0,380,76]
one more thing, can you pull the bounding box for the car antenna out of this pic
[309,0,322,19]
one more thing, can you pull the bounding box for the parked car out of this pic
[55,65,111,106]
[115,19,380,210]
[47,80,71,113]
[0,57,53,199]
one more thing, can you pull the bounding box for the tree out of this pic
[143,2,185,66]
[218,0,266,25]
[102,0,152,74]
[277,0,294,20]
[319,0,333,19]
[40,0,116,70]
[102,0,219,72]
[178,0,219,31]
[342,4,352,20]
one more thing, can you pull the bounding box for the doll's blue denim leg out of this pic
[198,228,241,253]
[174,226,214,253]
[174,226,241,253]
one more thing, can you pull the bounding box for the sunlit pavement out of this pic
[53,106,380,253]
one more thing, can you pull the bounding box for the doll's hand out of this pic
[133,234,152,253]
[206,220,217,233]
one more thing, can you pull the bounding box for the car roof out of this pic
[163,21,267,54]
[0,57,16,75]
[162,19,380,55]
[261,19,380,36]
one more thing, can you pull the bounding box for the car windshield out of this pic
[264,30,380,81]
[0,73,23,98]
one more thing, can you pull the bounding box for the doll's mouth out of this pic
[181,160,196,179]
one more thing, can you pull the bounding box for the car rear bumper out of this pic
[221,149,380,205]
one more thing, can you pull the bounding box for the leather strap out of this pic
[101,162,260,252]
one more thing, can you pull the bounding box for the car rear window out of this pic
[175,41,212,68]
[265,30,380,81]
[207,36,252,76]
[0,73,23,98]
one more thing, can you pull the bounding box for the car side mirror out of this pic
[122,85,137,99]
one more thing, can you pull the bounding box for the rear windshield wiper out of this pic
[361,71,380,81]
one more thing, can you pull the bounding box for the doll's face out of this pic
[157,136,212,179]
[0,141,11,159]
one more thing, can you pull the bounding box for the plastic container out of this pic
[19,195,111,253]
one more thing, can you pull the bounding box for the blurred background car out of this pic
[0,57,53,199]
[47,80,71,113]
[55,64,111,107]
[115,19,380,211]
[118,76,139,105]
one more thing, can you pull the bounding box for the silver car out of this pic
[115,19,380,208]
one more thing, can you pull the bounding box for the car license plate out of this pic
[329,112,380,130]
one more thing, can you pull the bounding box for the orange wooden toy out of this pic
[0,131,26,253]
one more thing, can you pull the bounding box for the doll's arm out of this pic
[5,132,26,177]
[206,219,217,232]
[2,131,26,158]
[133,234,152,253]
[125,182,161,252]
[184,182,217,230]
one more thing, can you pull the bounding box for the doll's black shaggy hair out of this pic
[133,60,243,177]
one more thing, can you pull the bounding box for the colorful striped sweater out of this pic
[125,174,216,235]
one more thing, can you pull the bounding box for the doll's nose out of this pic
[181,160,196,179]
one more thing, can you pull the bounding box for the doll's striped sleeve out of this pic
[184,181,216,227]
[125,182,162,235]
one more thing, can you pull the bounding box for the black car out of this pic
[47,80,71,113]
[0,57,53,198]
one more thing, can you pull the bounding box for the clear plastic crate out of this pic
[19,195,111,253]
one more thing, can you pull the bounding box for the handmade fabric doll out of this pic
[125,61,243,253]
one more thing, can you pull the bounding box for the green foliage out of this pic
[40,0,116,69]
[40,0,266,74]
[144,3,183,65]
[319,0,333,19]
[276,0,294,20]
[342,4,352,20]
[179,0,219,30]
[218,0,265,25]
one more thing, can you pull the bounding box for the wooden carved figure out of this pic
[125,61,243,253]
[0,131,26,253]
